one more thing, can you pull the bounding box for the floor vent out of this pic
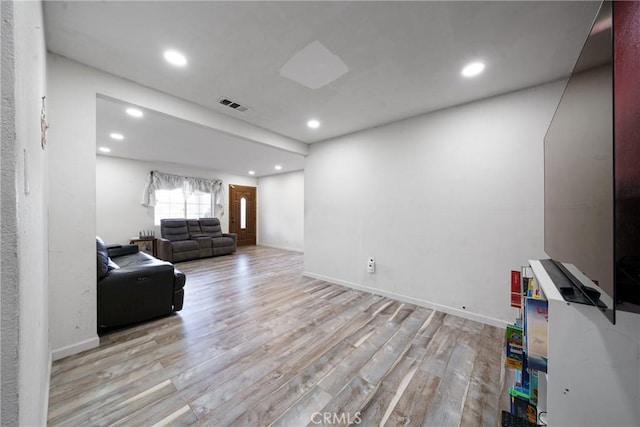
[218,97,249,112]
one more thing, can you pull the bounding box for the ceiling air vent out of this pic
[218,97,250,113]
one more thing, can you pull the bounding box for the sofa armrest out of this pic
[108,244,139,258]
[101,262,174,282]
[157,237,174,262]
[223,233,237,251]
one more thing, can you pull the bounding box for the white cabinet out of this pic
[530,260,640,427]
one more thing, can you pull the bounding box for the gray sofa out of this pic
[157,218,237,263]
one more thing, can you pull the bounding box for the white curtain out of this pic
[141,170,224,216]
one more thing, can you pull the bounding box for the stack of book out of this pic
[505,267,548,425]
[510,267,540,309]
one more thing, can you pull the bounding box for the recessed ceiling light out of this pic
[274,165,282,171]
[248,170,255,175]
[110,133,124,140]
[164,50,187,67]
[98,147,111,153]
[126,107,143,118]
[461,61,485,78]
[307,119,320,129]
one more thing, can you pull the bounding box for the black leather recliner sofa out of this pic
[97,236,186,329]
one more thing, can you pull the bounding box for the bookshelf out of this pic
[505,266,546,425]
[528,260,640,427]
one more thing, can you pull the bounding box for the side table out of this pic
[129,237,157,257]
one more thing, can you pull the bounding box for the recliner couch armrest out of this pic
[222,233,237,251]
[157,237,174,262]
[101,263,174,284]
[173,268,186,311]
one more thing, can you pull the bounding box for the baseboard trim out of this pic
[302,271,510,329]
[43,351,52,423]
[258,243,303,253]
[51,336,100,361]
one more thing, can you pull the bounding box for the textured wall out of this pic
[14,1,50,424]
[1,1,20,425]
[1,1,50,425]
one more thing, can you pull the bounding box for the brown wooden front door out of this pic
[229,184,257,246]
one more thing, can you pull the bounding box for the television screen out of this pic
[544,1,615,322]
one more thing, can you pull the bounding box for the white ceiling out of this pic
[44,1,601,173]
[96,96,305,177]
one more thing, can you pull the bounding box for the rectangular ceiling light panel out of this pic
[279,40,349,90]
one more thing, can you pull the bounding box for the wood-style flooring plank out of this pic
[48,246,507,427]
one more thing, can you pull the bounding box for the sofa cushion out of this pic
[160,219,189,242]
[212,236,235,248]
[193,236,212,249]
[115,251,164,269]
[97,237,110,280]
[199,218,223,238]
[171,239,200,252]
[187,219,202,238]
[172,250,201,263]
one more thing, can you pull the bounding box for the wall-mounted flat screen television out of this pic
[544,1,640,324]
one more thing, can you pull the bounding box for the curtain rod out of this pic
[150,170,221,182]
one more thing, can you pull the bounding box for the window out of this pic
[154,189,212,225]
[240,197,247,229]
[141,170,223,221]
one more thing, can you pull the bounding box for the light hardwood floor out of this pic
[49,246,507,426]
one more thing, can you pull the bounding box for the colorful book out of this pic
[521,266,532,296]
[521,266,541,298]
[525,297,548,373]
[511,270,522,293]
[505,324,524,370]
[511,293,522,307]
[529,370,539,406]
[513,356,530,394]
[511,270,522,308]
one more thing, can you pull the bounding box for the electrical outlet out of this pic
[367,257,375,274]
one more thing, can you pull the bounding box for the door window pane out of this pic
[240,197,247,229]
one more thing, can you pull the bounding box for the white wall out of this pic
[48,56,100,360]
[47,54,297,359]
[96,155,256,244]
[1,1,49,425]
[257,170,304,252]
[304,80,566,327]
